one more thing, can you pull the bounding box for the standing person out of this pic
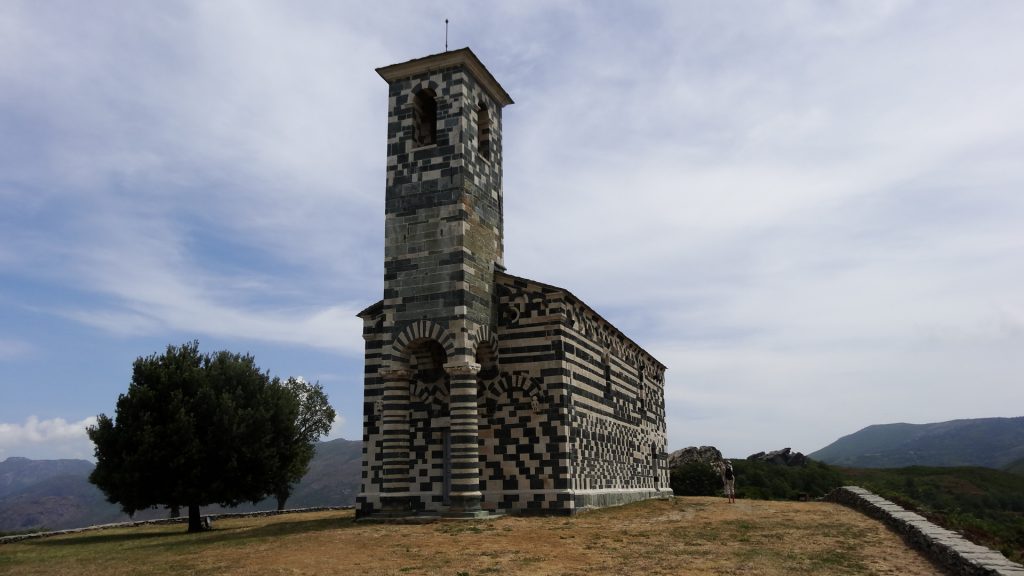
[720,460,736,503]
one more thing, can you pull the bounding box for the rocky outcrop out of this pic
[747,447,807,467]
[668,446,723,468]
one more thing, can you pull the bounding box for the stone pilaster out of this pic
[378,367,414,512]
[443,360,482,513]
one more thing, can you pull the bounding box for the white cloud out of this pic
[2,2,383,353]
[660,323,1024,457]
[0,338,33,361]
[63,300,365,355]
[489,2,1024,456]
[2,1,1023,461]
[322,413,349,442]
[0,416,97,461]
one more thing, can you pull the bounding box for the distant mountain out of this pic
[0,438,362,533]
[280,437,362,508]
[0,471,126,531]
[809,417,1024,469]
[0,457,94,499]
[1006,457,1024,476]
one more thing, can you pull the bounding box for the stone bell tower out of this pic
[378,47,512,333]
[358,48,513,517]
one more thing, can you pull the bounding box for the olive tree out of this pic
[87,341,333,532]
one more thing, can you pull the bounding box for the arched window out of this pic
[477,102,491,160]
[412,88,437,146]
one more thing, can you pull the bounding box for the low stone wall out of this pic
[827,486,1023,576]
[0,506,354,545]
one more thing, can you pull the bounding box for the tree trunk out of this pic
[276,489,288,512]
[187,503,203,533]
[170,505,180,518]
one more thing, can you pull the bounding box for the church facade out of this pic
[356,48,669,517]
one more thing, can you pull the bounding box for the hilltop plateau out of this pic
[0,497,941,576]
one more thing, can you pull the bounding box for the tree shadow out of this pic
[34,530,190,547]
[185,516,358,546]
[33,514,358,549]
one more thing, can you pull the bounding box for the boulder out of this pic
[746,447,808,467]
[667,446,723,468]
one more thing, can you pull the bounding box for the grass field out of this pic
[0,497,942,576]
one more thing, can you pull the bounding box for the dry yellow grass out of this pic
[0,497,944,575]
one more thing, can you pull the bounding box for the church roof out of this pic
[357,299,384,319]
[376,47,514,107]
[496,271,667,371]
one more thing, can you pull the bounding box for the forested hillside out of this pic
[809,417,1024,468]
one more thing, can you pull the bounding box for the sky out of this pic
[2,1,1023,462]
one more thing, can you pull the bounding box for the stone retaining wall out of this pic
[827,486,1023,576]
[0,506,354,545]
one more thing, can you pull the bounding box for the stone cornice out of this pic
[376,47,514,107]
[379,368,415,381]
[443,361,481,376]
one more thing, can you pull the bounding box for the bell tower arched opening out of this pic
[412,88,437,146]
[477,101,491,160]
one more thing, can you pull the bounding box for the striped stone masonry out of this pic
[356,48,669,518]
[827,486,1024,576]
[378,368,414,512]
[445,360,484,514]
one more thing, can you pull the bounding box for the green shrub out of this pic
[728,459,845,501]
[670,462,721,496]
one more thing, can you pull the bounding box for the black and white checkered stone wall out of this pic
[356,50,669,517]
[357,270,669,515]
[491,273,670,512]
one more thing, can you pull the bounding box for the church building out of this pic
[357,48,669,517]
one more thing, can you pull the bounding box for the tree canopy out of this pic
[271,377,336,510]
[87,341,336,532]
